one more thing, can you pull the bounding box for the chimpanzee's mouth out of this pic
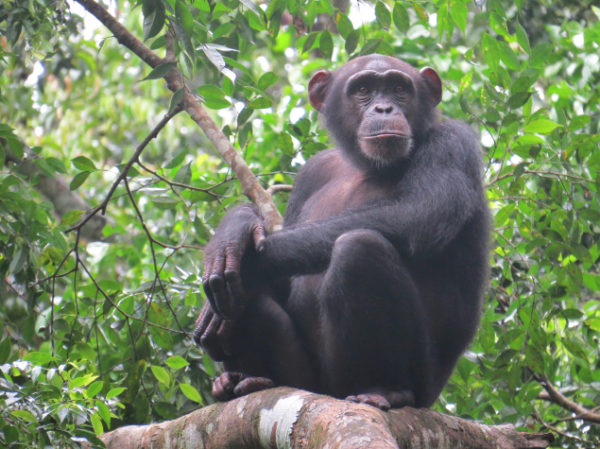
[360,132,409,140]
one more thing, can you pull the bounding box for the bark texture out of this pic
[100,387,553,449]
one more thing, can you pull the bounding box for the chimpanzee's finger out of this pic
[193,302,213,346]
[253,224,267,252]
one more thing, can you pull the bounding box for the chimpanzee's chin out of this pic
[360,137,411,166]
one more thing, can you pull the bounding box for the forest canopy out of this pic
[0,0,599,448]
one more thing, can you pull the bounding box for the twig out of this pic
[123,177,184,331]
[136,158,220,199]
[67,108,181,234]
[267,184,293,195]
[487,169,591,187]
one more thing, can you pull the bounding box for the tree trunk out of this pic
[99,387,553,449]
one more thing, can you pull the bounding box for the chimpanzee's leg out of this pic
[317,229,433,409]
[212,293,318,400]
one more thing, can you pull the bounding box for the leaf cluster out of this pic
[0,1,599,448]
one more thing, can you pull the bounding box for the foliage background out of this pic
[0,0,599,447]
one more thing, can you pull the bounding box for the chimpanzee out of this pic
[194,54,489,410]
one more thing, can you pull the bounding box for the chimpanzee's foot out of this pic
[212,371,275,401]
[346,389,415,410]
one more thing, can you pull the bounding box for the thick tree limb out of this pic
[74,0,283,231]
[99,387,553,449]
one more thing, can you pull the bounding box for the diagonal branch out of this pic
[74,0,283,231]
[538,376,600,424]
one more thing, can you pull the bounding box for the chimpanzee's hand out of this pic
[193,302,235,360]
[202,204,266,320]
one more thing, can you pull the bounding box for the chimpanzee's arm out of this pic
[259,121,486,277]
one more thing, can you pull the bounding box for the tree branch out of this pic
[97,388,553,449]
[74,0,283,231]
[538,377,600,424]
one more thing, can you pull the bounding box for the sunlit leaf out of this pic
[523,119,561,134]
[151,365,170,386]
[179,383,203,404]
[166,355,189,370]
[449,0,467,34]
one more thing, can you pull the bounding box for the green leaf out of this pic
[34,158,58,176]
[360,39,382,55]
[198,85,231,109]
[375,1,391,28]
[24,351,53,365]
[175,0,194,34]
[97,401,112,427]
[70,171,91,191]
[449,0,467,34]
[336,13,354,38]
[258,72,278,91]
[392,3,410,32]
[165,355,189,370]
[515,22,531,54]
[46,157,67,173]
[72,155,97,171]
[150,35,167,50]
[106,387,127,400]
[498,40,520,70]
[0,338,12,364]
[523,119,561,134]
[302,32,318,54]
[11,409,36,422]
[511,69,539,93]
[240,0,262,17]
[143,3,165,40]
[245,8,265,31]
[437,3,450,38]
[61,209,84,226]
[530,42,553,68]
[5,134,23,158]
[168,88,185,115]
[248,96,273,109]
[507,92,531,108]
[8,247,26,275]
[151,365,171,386]
[175,162,192,185]
[488,12,509,38]
[345,30,359,55]
[179,383,204,404]
[70,373,98,388]
[237,107,254,126]
[481,34,499,71]
[319,31,333,59]
[86,381,104,398]
[90,412,104,435]
[141,62,176,81]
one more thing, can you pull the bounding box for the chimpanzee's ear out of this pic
[420,67,442,106]
[308,70,332,111]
